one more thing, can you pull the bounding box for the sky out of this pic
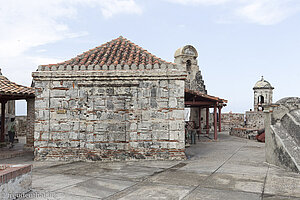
[1,0,300,115]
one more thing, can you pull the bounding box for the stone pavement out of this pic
[0,136,33,160]
[1,132,300,200]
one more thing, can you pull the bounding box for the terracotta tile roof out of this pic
[0,75,35,97]
[185,88,227,104]
[42,36,173,68]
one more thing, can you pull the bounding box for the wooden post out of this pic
[218,106,222,132]
[206,107,209,135]
[0,101,6,143]
[214,104,217,140]
[198,107,202,136]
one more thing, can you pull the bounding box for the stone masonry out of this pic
[174,45,207,126]
[265,97,300,173]
[32,37,187,161]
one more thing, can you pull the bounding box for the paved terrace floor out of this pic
[1,132,300,200]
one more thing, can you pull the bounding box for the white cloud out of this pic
[0,0,142,58]
[0,0,143,116]
[167,0,300,25]
[97,0,143,18]
[166,0,232,6]
[236,0,300,25]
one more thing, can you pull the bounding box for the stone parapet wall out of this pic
[265,97,300,173]
[0,164,32,200]
[230,128,258,140]
[37,63,181,72]
[222,112,265,140]
[245,111,264,129]
[221,113,245,131]
[222,112,264,130]
[32,67,187,161]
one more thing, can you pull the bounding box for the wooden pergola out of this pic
[0,71,35,145]
[185,88,227,140]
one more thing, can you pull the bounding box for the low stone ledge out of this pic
[0,164,32,200]
[230,128,259,140]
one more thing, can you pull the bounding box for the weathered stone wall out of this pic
[230,128,258,140]
[221,113,244,131]
[15,116,27,137]
[245,111,264,129]
[265,97,300,173]
[222,111,265,139]
[33,65,186,161]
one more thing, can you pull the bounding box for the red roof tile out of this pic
[42,36,173,68]
[185,88,227,103]
[0,75,35,97]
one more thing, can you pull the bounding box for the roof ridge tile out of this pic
[41,36,174,69]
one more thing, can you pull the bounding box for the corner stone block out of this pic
[80,65,86,70]
[95,65,101,70]
[169,109,184,119]
[35,99,49,109]
[169,98,177,108]
[169,120,184,131]
[74,65,79,71]
[109,65,115,70]
[131,64,137,70]
[139,64,145,70]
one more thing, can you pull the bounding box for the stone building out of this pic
[32,36,226,161]
[224,77,274,139]
[0,70,16,136]
[253,76,274,111]
[0,70,35,148]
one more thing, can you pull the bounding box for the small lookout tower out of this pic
[253,76,274,111]
[174,45,206,94]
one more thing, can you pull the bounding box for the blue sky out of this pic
[1,0,300,115]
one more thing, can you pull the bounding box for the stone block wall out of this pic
[245,111,264,129]
[32,65,186,161]
[230,128,258,140]
[221,113,245,131]
[15,116,27,137]
[222,111,265,139]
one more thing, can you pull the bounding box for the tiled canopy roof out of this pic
[185,88,227,104]
[42,36,172,68]
[0,75,35,97]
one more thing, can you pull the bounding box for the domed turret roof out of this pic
[253,76,274,89]
[174,45,198,58]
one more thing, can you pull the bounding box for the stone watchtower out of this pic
[253,76,274,111]
[174,45,207,127]
[174,45,207,94]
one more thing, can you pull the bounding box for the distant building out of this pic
[222,76,275,139]
[253,76,274,111]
